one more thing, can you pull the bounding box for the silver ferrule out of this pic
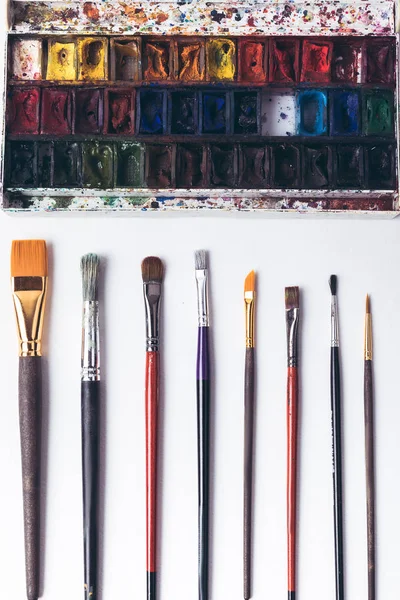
[144,282,161,351]
[81,300,100,382]
[195,269,209,327]
[286,308,299,367]
[331,296,340,347]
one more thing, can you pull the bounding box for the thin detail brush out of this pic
[364,295,375,600]
[81,254,100,600]
[11,239,48,600]
[285,286,300,600]
[329,275,344,600]
[195,250,211,600]
[142,257,164,600]
[243,270,256,600]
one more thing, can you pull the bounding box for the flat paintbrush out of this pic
[285,286,300,600]
[243,270,256,600]
[195,250,211,600]
[364,295,375,600]
[11,239,48,600]
[81,254,101,600]
[142,256,164,600]
[329,275,344,600]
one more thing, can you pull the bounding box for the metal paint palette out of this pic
[1,0,399,216]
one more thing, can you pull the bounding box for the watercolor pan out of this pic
[2,6,400,216]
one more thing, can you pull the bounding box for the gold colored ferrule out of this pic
[245,292,255,348]
[364,313,373,361]
[12,276,47,357]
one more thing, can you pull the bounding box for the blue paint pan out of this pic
[330,91,360,135]
[297,90,327,136]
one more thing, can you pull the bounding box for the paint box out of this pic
[2,1,400,216]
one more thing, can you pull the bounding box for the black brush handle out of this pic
[243,347,255,600]
[19,356,42,600]
[197,378,210,600]
[197,326,210,600]
[81,381,100,600]
[330,347,344,600]
[364,360,375,600]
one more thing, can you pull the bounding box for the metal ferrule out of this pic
[81,300,100,382]
[286,308,299,367]
[244,292,255,348]
[331,296,340,348]
[143,282,161,352]
[364,313,372,361]
[195,269,209,327]
[12,276,48,357]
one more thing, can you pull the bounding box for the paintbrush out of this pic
[142,256,164,600]
[11,239,48,600]
[285,286,300,600]
[329,275,344,600]
[81,254,101,600]
[195,250,211,600]
[364,295,375,600]
[243,270,255,600]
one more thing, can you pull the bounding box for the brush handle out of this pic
[287,366,298,600]
[243,347,255,600]
[364,360,375,600]
[81,381,100,600]
[330,346,344,600]
[197,327,210,600]
[19,356,42,600]
[146,351,159,600]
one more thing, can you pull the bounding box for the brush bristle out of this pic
[244,270,255,293]
[11,240,48,277]
[195,250,208,271]
[285,286,299,310]
[81,254,99,301]
[366,294,370,314]
[141,256,164,283]
[329,275,337,296]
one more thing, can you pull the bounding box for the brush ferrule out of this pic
[364,313,372,361]
[286,307,299,367]
[81,300,100,382]
[331,296,340,347]
[245,292,255,348]
[12,276,48,357]
[195,269,209,327]
[144,282,161,352]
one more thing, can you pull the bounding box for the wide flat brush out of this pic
[142,256,164,600]
[329,275,344,600]
[364,295,375,600]
[81,254,100,600]
[285,286,300,600]
[11,239,48,600]
[243,270,256,600]
[195,250,211,600]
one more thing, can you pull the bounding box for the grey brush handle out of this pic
[364,360,375,600]
[19,356,42,600]
[244,347,255,600]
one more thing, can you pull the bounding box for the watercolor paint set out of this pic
[1,0,399,215]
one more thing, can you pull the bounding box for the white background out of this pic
[0,215,400,599]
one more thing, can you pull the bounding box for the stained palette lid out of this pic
[10,0,396,36]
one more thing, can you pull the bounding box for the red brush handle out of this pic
[287,366,298,598]
[146,351,159,575]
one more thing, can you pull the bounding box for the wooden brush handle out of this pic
[146,351,159,600]
[19,356,42,600]
[287,366,298,600]
[243,347,255,600]
[364,360,375,600]
[81,381,100,600]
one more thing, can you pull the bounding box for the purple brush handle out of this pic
[197,326,210,600]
